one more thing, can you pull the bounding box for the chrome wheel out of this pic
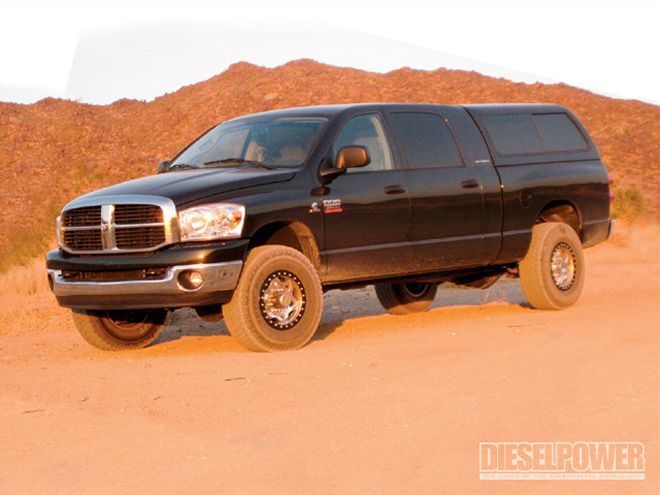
[402,282,430,298]
[259,270,306,330]
[550,242,577,291]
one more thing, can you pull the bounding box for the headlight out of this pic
[178,203,245,241]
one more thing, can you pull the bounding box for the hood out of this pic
[76,166,296,206]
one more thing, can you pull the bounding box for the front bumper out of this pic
[48,261,242,310]
[46,241,249,310]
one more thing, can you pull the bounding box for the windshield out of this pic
[170,116,327,169]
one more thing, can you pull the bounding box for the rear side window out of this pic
[482,112,589,156]
[533,113,588,152]
[390,112,463,168]
[481,114,544,155]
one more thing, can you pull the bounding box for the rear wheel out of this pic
[71,309,168,350]
[375,282,438,315]
[519,222,585,310]
[223,245,323,352]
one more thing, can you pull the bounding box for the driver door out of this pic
[321,113,412,283]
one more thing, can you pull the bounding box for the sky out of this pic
[0,0,658,105]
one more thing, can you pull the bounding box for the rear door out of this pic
[321,113,412,283]
[385,108,498,270]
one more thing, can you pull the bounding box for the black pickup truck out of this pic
[46,103,613,352]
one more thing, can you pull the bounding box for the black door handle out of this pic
[384,184,406,194]
[461,179,480,189]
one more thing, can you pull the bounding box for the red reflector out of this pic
[609,191,615,203]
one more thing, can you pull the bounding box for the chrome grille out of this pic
[115,225,166,249]
[114,204,163,225]
[59,196,177,254]
[62,206,101,227]
[63,229,103,250]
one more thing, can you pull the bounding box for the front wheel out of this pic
[375,282,438,315]
[519,222,585,310]
[71,309,168,350]
[223,245,323,352]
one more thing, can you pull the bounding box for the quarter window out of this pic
[481,112,589,156]
[481,114,544,155]
[333,115,394,172]
[390,112,463,168]
[533,113,588,152]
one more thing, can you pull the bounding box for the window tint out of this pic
[482,114,544,155]
[390,112,463,168]
[171,117,326,168]
[333,114,394,173]
[533,113,588,152]
[212,127,250,158]
[481,112,590,156]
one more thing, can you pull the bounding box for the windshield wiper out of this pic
[167,163,200,172]
[203,158,275,170]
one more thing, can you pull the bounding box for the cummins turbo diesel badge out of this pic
[322,199,342,214]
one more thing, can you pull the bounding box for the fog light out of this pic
[178,270,204,290]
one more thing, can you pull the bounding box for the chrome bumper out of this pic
[48,261,243,298]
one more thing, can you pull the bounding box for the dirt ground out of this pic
[1,225,658,494]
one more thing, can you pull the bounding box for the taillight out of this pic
[608,175,615,203]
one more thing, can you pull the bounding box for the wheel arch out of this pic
[536,200,583,239]
[247,221,321,272]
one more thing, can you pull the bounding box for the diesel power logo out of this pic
[479,442,645,480]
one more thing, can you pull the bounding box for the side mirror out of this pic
[157,160,170,174]
[317,146,371,184]
[336,145,370,170]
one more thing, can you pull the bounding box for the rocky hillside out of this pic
[0,60,658,271]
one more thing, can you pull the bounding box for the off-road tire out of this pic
[374,282,438,315]
[223,245,323,352]
[71,309,168,350]
[519,222,585,310]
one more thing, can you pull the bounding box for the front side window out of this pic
[332,114,394,173]
[170,117,327,169]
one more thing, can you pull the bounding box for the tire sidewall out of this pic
[98,310,167,346]
[537,224,585,308]
[229,246,323,350]
[72,309,168,350]
[394,283,437,309]
[375,282,438,315]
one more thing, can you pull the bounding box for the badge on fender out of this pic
[322,199,343,214]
